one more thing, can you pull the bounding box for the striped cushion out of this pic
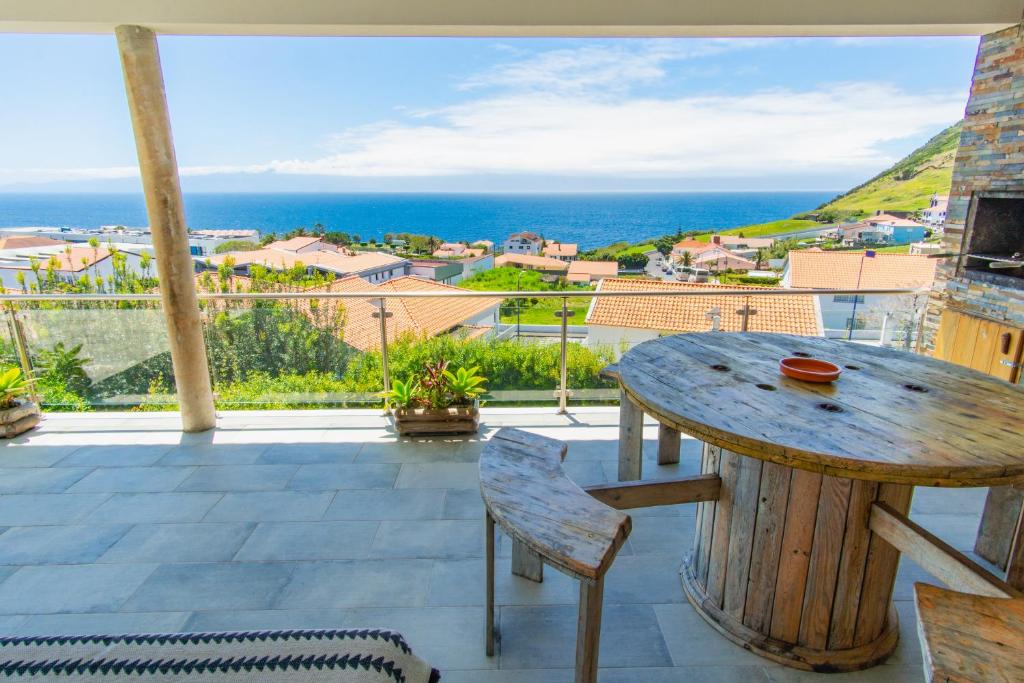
[0,629,440,682]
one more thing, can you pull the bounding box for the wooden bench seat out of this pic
[480,427,631,683]
[914,582,1024,682]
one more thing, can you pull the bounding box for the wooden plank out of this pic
[1007,498,1024,591]
[769,468,822,643]
[854,483,913,646]
[868,502,1020,598]
[617,387,643,482]
[742,460,792,633]
[511,540,544,583]
[574,576,604,683]
[706,449,741,608]
[975,486,1024,569]
[931,308,960,362]
[485,511,495,656]
[798,475,853,649]
[949,310,981,368]
[915,583,1024,683]
[695,444,721,589]
[585,474,720,509]
[723,455,763,620]
[828,479,879,649]
[657,423,681,465]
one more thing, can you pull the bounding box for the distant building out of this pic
[692,246,756,272]
[494,253,569,273]
[204,246,410,284]
[265,236,332,254]
[471,240,494,252]
[0,226,258,257]
[922,194,949,226]
[839,213,928,245]
[781,250,937,342]
[432,242,467,258]
[910,241,944,255]
[670,239,714,263]
[0,242,145,290]
[542,242,579,261]
[709,235,775,250]
[459,253,494,279]
[566,260,617,284]
[502,232,543,255]
[409,259,465,285]
[585,278,822,356]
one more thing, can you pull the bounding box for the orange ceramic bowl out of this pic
[779,357,842,383]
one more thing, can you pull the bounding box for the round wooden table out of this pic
[615,333,1024,672]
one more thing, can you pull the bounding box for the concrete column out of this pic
[116,25,216,432]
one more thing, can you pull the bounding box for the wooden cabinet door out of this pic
[933,309,1023,383]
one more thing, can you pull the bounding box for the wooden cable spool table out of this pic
[614,333,1024,672]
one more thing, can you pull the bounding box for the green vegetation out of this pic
[0,368,32,409]
[213,240,260,254]
[717,273,780,286]
[814,122,961,218]
[459,267,591,324]
[694,219,820,241]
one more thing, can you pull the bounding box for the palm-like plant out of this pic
[443,365,487,404]
[383,378,420,409]
[0,368,33,409]
[37,342,92,397]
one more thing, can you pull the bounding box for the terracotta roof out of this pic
[508,232,541,242]
[267,236,323,251]
[693,248,757,269]
[586,278,821,336]
[298,275,502,353]
[786,251,937,290]
[567,260,617,282]
[543,242,578,257]
[494,254,569,271]
[0,236,67,250]
[21,247,112,273]
[672,240,714,253]
[206,248,406,276]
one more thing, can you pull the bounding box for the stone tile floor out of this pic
[0,408,992,682]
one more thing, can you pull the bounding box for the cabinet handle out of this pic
[1000,332,1013,355]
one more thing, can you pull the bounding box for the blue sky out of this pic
[0,34,980,192]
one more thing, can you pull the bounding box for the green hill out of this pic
[812,121,961,218]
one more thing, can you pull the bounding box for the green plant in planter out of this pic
[444,365,486,405]
[0,368,33,410]
[383,378,421,409]
[419,360,451,409]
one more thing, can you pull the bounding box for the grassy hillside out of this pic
[694,218,819,241]
[814,122,961,217]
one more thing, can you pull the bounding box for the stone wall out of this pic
[922,24,1024,351]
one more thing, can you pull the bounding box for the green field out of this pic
[695,218,820,241]
[500,297,591,325]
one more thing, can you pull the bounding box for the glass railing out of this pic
[0,285,926,413]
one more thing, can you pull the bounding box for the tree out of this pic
[654,235,676,257]
[682,251,693,268]
[616,253,647,270]
[87,237,101,278]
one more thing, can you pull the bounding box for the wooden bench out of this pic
[914,583,1024,682]
[479,428,631,683]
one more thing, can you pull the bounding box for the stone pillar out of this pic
[116,25,216,432]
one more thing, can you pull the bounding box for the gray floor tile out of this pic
[357,440,478,464]
[604,555,685,604]
[396,463,479,489]
[428,558,577,607]
[0,564,156,614]
[203,492,334,522]
[0,446,77,468]
[0,616,27,634]
[654,603,770,667]
[99,523,256,563]
[911,487,987,516]
[499,603,672,669]
[68,467,195,493]
[121,563,295,612]
[602,666,771,682]
[0,494,110,526]
[324,489,445,521]
[13,611,190,636]
[440,671,569,683]
[913,514,982,553]
[0,525,131,565]
[0,467,93,494]
[59,446,173,468]
[177,465,298,492]
[288,464,399,491]
[234,521,379,561]
[86,493,223,524]
[765,665,923,682]
[157,443,268,466]
[562,460,608,487]
[276,560,433,608]
[258,443,360,465]
[625,516,694,556]
[442,489,485,519]
[183,608,351,632]
[370,520,481,559]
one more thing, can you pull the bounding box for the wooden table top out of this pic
[617,333,1024,487]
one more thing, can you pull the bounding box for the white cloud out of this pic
[0,42,967,187]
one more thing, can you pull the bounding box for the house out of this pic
[471,240,494,252]
[459,253,495,279]
[709,235,775,250]
[432,242,467,258]
[781,250,937,342]
[670,239,714,263]
[265,235,329,254]
[840,213,928,245]
[542,242,579,261]
[566,260,618,284]
[692,246,757,272]
[585,278,822,356]
[204,247,410,284]
[494,253,569,273]
[297,275,502,352]
[0,226,258,256]
[922,193,949,226]
[409,259,465,285]
[0,240,148,290]
[502,232,543,255]
[910,241,944,255]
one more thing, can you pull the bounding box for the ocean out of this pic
[0,192,835,250]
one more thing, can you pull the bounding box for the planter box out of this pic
[393,404,479,436]
[0,399,40,439]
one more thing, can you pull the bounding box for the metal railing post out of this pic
[374,297,392,412]
[6,305,38,404]
[557,296,570,414]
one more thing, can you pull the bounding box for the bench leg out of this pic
[657,424,681,465]
[511,539,544,582]
[618,388,643,482]
[485,511,496,656]
[575,576,605,683]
